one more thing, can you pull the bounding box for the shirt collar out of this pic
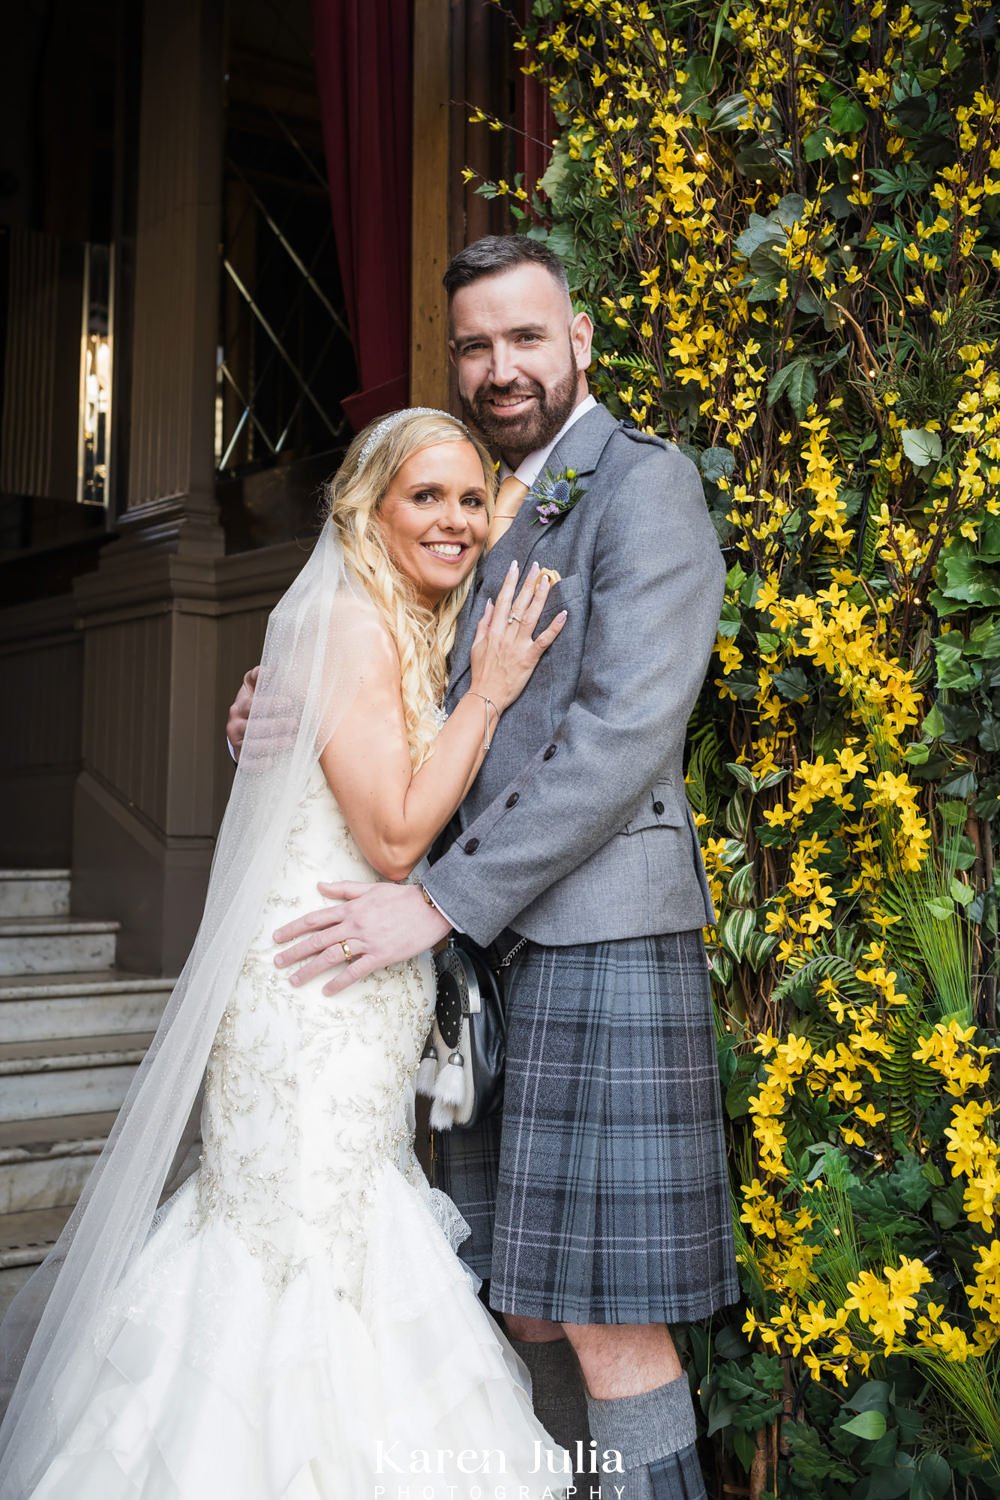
[498,393,598,489]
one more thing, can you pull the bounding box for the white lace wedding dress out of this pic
[29,765,568,1499]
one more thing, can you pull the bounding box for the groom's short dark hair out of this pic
[443,236,570,298]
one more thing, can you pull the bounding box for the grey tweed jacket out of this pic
[422,401,725,949]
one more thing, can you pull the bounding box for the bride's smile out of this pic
[378,440,490,607]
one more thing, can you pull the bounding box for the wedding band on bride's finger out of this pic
[507,614,523,626]
[341,940,356,964]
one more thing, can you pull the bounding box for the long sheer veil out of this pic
[0,520,364,1496]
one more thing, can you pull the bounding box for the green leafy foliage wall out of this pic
[471,0,1000,1492]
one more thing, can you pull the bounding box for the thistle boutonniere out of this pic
[530,466,588,526]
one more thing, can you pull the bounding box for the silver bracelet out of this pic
[467,692,499,752]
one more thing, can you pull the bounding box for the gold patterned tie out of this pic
[487,475,530,551]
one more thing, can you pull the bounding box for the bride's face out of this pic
[377,440,490,607]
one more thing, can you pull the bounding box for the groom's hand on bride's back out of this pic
[226,665,297,769]
[225,667,259,760]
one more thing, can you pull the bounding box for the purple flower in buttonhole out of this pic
[530,466,588,527]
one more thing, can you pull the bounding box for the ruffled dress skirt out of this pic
[29,771,569,1499]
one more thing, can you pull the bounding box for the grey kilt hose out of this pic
[434,929,740,1326]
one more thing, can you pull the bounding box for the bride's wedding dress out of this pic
[28,765,567,1499]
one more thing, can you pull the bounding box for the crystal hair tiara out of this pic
[355,407,465,474]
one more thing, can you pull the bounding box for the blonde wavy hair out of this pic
[326,410,496,768]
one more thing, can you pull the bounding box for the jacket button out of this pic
[543,744,557,761]
[506,792,520,808]
[465,838,480,854]
[653,800,665,815]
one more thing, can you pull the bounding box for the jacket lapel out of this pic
[447,404,617,702]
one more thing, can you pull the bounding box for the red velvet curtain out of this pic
[312,0,412,431]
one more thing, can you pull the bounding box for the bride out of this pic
[0,408,570,1499]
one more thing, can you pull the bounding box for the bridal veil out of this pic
[0,522,367,1496]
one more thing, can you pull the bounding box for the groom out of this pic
[228,236,737,1498]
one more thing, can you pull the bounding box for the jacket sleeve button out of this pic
[506,792,520,808]
[653,800,665,815]
[464,837,480,854]
[542,744,557,761]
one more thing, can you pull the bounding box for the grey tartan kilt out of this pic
[433,930,740,1325]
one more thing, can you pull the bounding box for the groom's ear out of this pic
[571,310,594,372]
[447,339,459,368]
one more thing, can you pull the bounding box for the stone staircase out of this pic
[0,871,173,1317]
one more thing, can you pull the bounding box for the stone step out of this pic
[0,1034,153,1123]
[0,916,119,977]
[0,1135,203,1319]
[0,869,70,920]
[0,972,173,1044]
[0,1203,74,1318]
[0,1112,116,1216]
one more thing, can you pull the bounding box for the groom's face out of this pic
[448,264,593,466]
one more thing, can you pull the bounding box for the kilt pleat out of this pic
[435,930,739,1326]
[648,1445,709,1499]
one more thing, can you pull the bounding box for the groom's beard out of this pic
[461,347,579,459]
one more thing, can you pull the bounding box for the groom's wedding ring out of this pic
[341,941,355,964]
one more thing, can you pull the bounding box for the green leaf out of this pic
[927,898,955,920]
[773,666,811,700]
[892,1153,932,1211]
[865,1467,915,1499]
[935,637,979,690]
[768,358,818,420]
[700,446,737,482]
[938,799,970,827]
[774,193,807,225]
[901,428,943,467]
[841,1410,888,1441]
[785,1422,858,1483]
[710,948,732,987]
[747,276,781,303]
[728,861,756,905]
[939,769,977,797]
[830,95,868,133]
[757,767,789,790]
[736,213,785,258]
[915,1453,952,1499]
[710,92,749,132]
[950,877,974,908]
[745,931,778,970]
[845,1379,891,1415]
[921,703,946,740]
[931,1179,964,1229]
[726,762,758,791]
[714,1323,751,1361]
[731,1426,757,1473]
[804,128,833,162]
[721,908,757,961]
[705,1391,737,1436]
